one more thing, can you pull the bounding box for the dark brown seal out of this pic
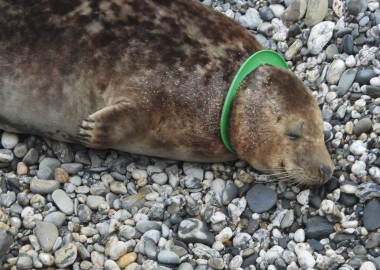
[0,0,334,184]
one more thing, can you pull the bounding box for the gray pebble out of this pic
[17,254,33,269]
[338,69,357,96]
[44,212,66,228]
[22,148,39,165]
[77,204,93,223]
[363,199,380,231]
[35,221,59,252]
[37,167,54,180]
[136,220,161,233]
[246,184,277,213]
[52,189,74,215]
[61,163,84,174]
[178,218,215,246]
[157,250,181,264]
[30,179,60,194]
[51,141,74,163]
[0,228,13,258]
[353,118,372,136]
[86,195,106,210]
[13,143,28,158]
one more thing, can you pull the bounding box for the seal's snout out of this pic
[320,163,333,183]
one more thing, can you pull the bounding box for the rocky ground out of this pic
[1,0,380,269]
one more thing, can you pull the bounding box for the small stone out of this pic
[77,204,93,223]
[347,0,369,16]
[44,212,66,228]
[327,59,346,85]
[305,0,328,27]
[30,179,60,194]
[338,69,357,96]
[297,248,316,269]
[192,243,220,259]
[366,86,380,98]
[363,199,380,231]
[360,261,376,270]
[370,77,380,86]
[353,118,372,136]
[104,260,121,270]
[39,157,62,171]
[22,148,39,165]
[17,254,33,269]
[325,44,339,60]
[355,68,377,86]
[281,0,307,23]
[0,228,13,258]
[294,229,305,242]
[110,181,128,195]
[53,167,69,183]
[61,163,84,174]
[305,216,334,239]
[157,250,181,264]
[51,141,74,163]
[38,253,55,266]
[151,172,168,185]
[246,184,277,213]
[86,195,106,210]
[13,143,28,158]
[332,0,345,17]
[238,8,263,29]
[52,189,74,215]
[117,252,137,268]
[307,21,335,55]
[345,55,356,68]
[178,218,215,246]
[0,149,14,162]
[1,132,19,149]
[349,140,367,155]
[54,243,77,268]
[269,4,285,18]
[136,220,161,233]
[37,167,54,180]
[35,221,59,252]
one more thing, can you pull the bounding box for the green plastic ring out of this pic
[220,50,289,153]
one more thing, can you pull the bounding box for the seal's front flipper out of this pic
[77,102,131,149]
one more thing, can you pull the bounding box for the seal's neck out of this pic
[220,50,289,153]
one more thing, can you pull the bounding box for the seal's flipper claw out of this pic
[77,102,132,149]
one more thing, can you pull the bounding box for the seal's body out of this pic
[0,0,334,184]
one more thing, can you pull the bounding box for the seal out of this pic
[0,0,334,184]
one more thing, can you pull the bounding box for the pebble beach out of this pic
[1,0,380,269]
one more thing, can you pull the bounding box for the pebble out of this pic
[307,21,335,55]
[305,217,334,239]
[338,69,357,96]
[355,68,377,85]
[52,189,74,215]
[0,149,14,162]
[346,0,369,16]
[349,140,367,155]
[360,262,377,270]
[30,179,60,194]
[117,252,137,268]
[39,157,62,171]
[23,148,39,165]
[35,221,59,252]
[327,59,346,85]
[1,132,19,149]
[61,163,83,174]
[297,248,316,269]
[178,219,215,246]
[0,228,13,258]
[305,0,328,27]
[281,0,307,23]
[363,199,380,231]
[353,118,372,136]
[238,8,263,29]
[157,250,181,264]
[54,243,77,268]
[246,184,277,213]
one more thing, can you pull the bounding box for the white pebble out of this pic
[297,248,316,269]
[345,55,356,68]
[269,4,285,17]
[297,190,310,205]
[294,229,305,243]
[369,167,380,180]
[360,261,376,270]
[1,132,19,149]
[351,161,367,177]
[349,140,367,155]
[131,169,148,180]
[370,77,380,86]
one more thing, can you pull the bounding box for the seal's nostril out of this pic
[321,164,332,182]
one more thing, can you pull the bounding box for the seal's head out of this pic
[229,65,334,185]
